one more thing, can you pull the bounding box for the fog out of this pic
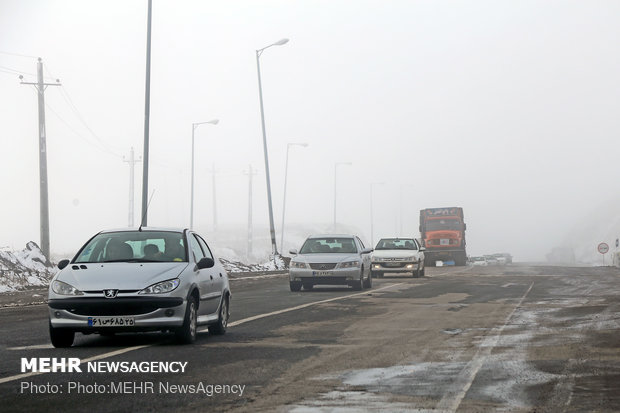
[1,0,620,262]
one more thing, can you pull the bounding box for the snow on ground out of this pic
[0,242,55,292]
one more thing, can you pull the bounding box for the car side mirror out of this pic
[289,249,298,255]
[197,257,215,269]
[419,247,426,252]
[361,248,373,254]
[58,259,70,270]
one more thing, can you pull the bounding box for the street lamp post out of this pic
[280,142,308,251]
[256,37,289,258]
[370,182,384,246]
[190,119,219,229]
[333,162,352,231]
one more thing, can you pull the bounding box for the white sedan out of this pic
[371,238,425,278]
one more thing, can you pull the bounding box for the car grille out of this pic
[49,297,183,316]
[309,263,337,270]
[379,262,406,268]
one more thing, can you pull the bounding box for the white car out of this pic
[48,228,231,347]
[288,235,373,291]
[371,238,425,277]
[471,256,488,266]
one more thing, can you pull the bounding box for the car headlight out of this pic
[139,278,180,294]
[51,280,84,296]
[290,261,307,269]
[340,260,360,268]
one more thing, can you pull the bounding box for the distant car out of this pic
[484,255,499,265]
[288,235,373,291]
[492,253,507,265]
[471,256,488,266]
[48,228,231,347]
[371,238,425,277]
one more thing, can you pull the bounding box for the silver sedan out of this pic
[48,228,231,347]
[288,234,373,291]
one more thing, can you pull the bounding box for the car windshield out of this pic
[299,238,358,254]
[74,231,187,263]
[425,219,463,231]
[375,238,417,250]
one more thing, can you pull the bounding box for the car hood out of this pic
[372,250,420,259]
[295,253,360,263]
[55,262,190,291]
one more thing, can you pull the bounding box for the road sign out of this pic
[598,242,609,254]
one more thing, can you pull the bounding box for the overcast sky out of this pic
[1,0,620,261]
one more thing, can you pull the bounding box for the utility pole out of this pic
[123,147,142,227]
[20,58,60,260]
[244,165,258,259]
[140,0,153,227]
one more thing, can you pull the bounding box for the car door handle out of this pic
[219,273,222,277]
[210,275,214,280]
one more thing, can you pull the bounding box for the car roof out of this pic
[99,227,188,234]
[307,234,356,239]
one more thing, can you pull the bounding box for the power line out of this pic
[0,51,38,59]
[45,102,123,159]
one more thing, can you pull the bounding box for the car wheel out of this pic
[290,281,302,292]
[363,267,372,288]
[49,321,74,348]
[302,283,314,291]
[420,264,425,277]
[176,295,197,344]
[208,295,229,335]
[415,262,423,278]
[352,268,363,290]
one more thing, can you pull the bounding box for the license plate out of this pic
[385,263,402,267]
[88,317,135,327]
[312,271,333,276]
[440,239,450,245]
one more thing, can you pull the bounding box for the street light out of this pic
[280,142,308,251]
[190,119,219,229]
[333,162,352,230]
[370,182,385,247]
[256,37,289,257]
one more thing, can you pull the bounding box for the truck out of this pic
[419,207,467,266]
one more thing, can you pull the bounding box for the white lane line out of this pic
[435,282,534,413]
[7,344,54,351]
[2,283,405,384]
[201,283,405,330]
[0,345,151,384]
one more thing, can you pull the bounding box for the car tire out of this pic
[415,262,423,278]
[352,268,363,290]
[420,265,425,277]
[49,321,74,348]
[208,295,229,335]
[176,296,197,344]
[302,283,314,291]
[290,281,302,292]
[363,268,372,288]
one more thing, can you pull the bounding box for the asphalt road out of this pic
[1,264,620,412]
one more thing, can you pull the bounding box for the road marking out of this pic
[0,344,151,384]
[202,283,405,330]
[435,282,534,413]
[7,344,53,351]
[1,283,404,384]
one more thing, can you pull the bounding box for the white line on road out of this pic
[223,283,405,328]
[435,282,534,413]
[1,283,405,385]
